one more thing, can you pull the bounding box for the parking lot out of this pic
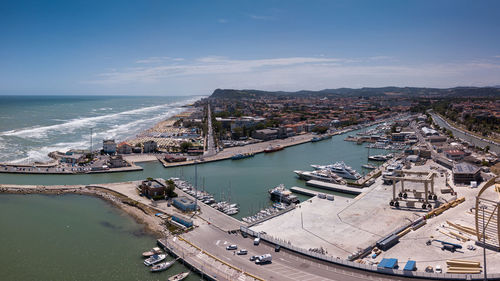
[181,224,423,281]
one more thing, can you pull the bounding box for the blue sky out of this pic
[1,0,499,95]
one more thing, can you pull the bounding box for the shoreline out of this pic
[1,114,400,175]
[0,97,202,167]
[0,184,168,237]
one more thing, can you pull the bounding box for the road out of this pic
[182,224,424,281]
[205,103,216,157]
[430,112,500,154]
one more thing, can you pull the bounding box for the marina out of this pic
[0,124,380,219]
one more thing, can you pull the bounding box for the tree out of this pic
[166,179,175,197]
[485,145,490,153]
[390,124,397,133]
[312,126,328,134]
[180,141,192,152]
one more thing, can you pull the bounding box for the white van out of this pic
[254,237,260,245]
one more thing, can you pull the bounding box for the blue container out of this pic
[377,258,398,269]
[403,260,416,271]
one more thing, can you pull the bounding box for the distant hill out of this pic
[210,87,500,99]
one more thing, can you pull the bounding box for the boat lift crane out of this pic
[429,239,462,252]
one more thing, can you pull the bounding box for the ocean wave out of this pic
[0,100,193,139]
[6,140,89,164]
[0,96,203,163]
[95,107,185,141]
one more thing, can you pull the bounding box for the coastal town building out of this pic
[103,139,117,155]
[171,214,193,228]
[60,153,86,164]
[117,142,132,154]
[107,155,129,168]
[172,196,197,212]
[444,149,466,161]
[427,136,447,143]
[452,162,481,184]
[252,128,278,141]
[143,140,157,153]
[164,154,187,163]
[139,179,166,199]
[421,127,438,136]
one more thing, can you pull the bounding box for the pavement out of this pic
[179,224,425,281]
[250,161,454,259]
[96,179,245,231]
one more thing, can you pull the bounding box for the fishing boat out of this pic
[151,260,175,272]
[273,202,287,210]
[144,254,167,266]
[311,134,331,142]
[142,247,162,257]
[231,152,255,160]
[168,272,189,281]
[268,184,299,204]
[264,145,283,153]
[362,164,377,170]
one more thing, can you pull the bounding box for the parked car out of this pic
[226,245,237,250]
[237,249,248,255]
[249,255,258,261]
[274,245,281,252]
[254,237,260,245]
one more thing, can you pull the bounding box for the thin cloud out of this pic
[135,56,184,64]
[85,56,500,92]
[249,14,275,21]
[89,56,346,84]
[218,18,228,24]
[368,56,392,61]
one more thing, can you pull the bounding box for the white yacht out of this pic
[311,161,361,180]
[144,254,167,266]
[294,169,346,184]
[368,154,389,161]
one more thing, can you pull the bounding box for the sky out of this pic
[1,0,499,95]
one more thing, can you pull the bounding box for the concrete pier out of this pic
[306,180,364,195]
[290,186,319,196]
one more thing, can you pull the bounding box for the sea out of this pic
[0,194,198,281]
[0,95,201,163]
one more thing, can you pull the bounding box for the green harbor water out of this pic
[0,125,391,219]
[0,194,197,281]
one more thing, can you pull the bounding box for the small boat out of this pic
[231,152,255,160]
[264,145,283,153]
[144,254,167,266]
[362,164,377,170]
[151,260,175,272]
[368,155,389,161]
[168,272,190,281]
[142,247,162,257]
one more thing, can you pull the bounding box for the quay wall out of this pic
[240,226,500,281]
[157,239,217,281]
[306,180,363,195]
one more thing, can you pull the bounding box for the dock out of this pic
[290,186,319,196]
[305,180,364,195]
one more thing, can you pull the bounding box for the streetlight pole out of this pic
[480,204,487,281]
[90,127,93,156]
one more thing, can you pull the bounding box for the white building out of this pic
[103,139,117,155]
